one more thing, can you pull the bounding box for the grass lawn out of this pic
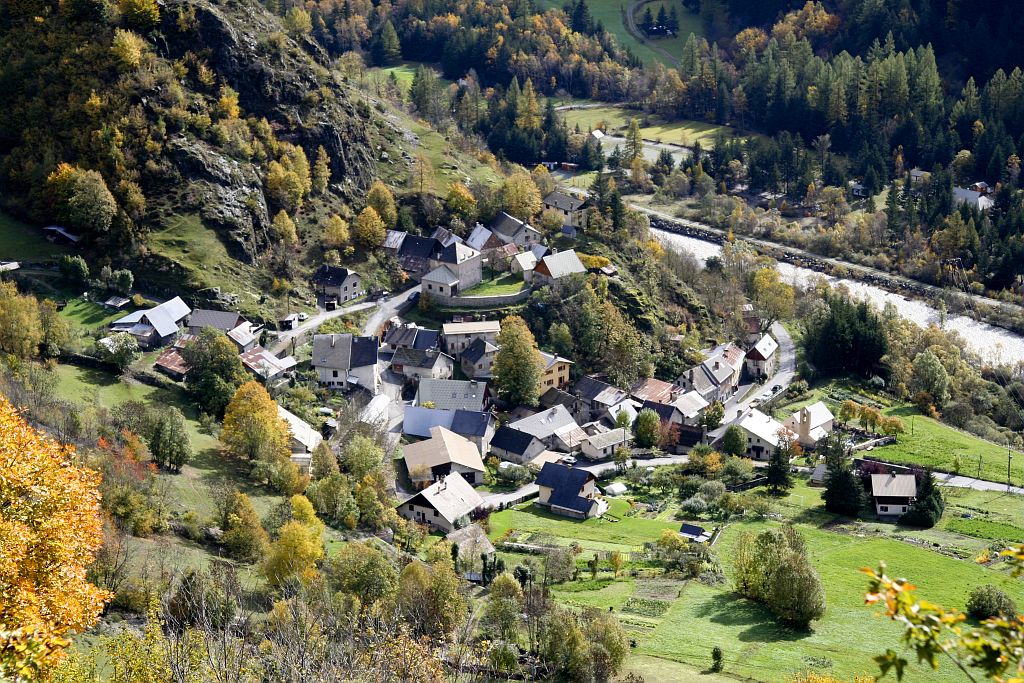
[368,61,451,98]
[0,211,67,261]
[559,106,751,148]
[488,498,678,553]
[460,273,527,296]
[400,115,502,192]
[59,297,133,332]
[873,405,1024,485]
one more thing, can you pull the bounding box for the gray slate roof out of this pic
[189,309,244,332]
[416,378,487,411]
[312,333,379,370]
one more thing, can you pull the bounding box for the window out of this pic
[332,370,338,378]
[880,505,889,512]
[433,510,438,517]
[408,504,414,511]
[428,284,433,290]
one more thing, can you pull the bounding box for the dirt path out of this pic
[624,0,681,67]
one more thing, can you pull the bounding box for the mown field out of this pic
[488,474,1024,683]
[559,105,752,148]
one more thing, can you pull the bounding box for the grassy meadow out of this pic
[560,105,752,147]
[0,211,67,261]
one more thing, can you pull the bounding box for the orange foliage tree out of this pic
[0,396,110,679]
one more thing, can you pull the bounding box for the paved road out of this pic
[935,472,1024,494]
[362,285,421,337]
[598,134,690,166]
[269,300,375,355]
[481,455,692,508]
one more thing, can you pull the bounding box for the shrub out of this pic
[680,494,708,515]
[966,585,1017,620]
[711,646,724,672]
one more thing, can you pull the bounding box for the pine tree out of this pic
[376,20,401,66]
[766,445,793,494]
[516,78,541,130]
[625,118,643,162]
[312,146,330,195]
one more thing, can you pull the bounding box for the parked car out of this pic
[561,455,577,465]
[298,312,309,322]
[771,384,782,393]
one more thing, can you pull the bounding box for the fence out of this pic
[432,287,533,309]
[726,476,768,492]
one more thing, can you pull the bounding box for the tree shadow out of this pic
[695,591,813,643]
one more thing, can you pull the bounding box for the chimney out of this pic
[714,361,720,370]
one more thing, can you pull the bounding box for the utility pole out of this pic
[1008,441,1013,492]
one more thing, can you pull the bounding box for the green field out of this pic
[368,62,452,98]
[460,273,528,296]
[560,105,750,148]
[873,405,1024,484]
[0,211,67,261]
[59,297,134,332]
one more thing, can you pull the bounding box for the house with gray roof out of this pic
[489,425,546,464]
[535,462,605,518]
[530,250,586,286]
[490,212,542,248]
[508,405,587,452]
[581,428,631,461]
[415,378,488,411]
[870,473,917,517]
[110,296,191,348]
[396,472,483,533]
[573,375,629,422]
[311,333,380,393]
[186,309,245,335]
[311,265,364,303]
[542,191,588,229]
[392,347,454,380]
[461,337,498,379]
[403,407,495,455]
[383,322,439,352]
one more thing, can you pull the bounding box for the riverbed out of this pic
[653,228,1024,366]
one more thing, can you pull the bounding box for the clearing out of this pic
[460,273,528,297]
[560,105,752,148]
[0,211,67,261]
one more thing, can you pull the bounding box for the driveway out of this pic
[270,300,375,355]
[362,285,421,337]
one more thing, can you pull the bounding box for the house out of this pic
[397,234,444,278]
[953,187,994,212]
[535,462,605,519]
[543,191,588,229]
[415,378,487,412]
[539,350,573,390]
[629,377,678,404]
[396,472,483,533]
[850,182,869,198]
[426,242,483,294]
[383,323,439,352]
[311,265,364,303]
[445,523,495,565]
[403,426,486,487]
[391,347,454,380]
[530,250,586,286]
[154,347,188,380]
[784,401,835,448]
[604,398,639,428]
[745,334,778,378]
[490,212,542,248]
[311,333,380,393]
[508,405,587,452]
[240,346,297,380]
[110,296,191,348]
[226,322,261,352]
[678,523,712,543]
[403,407,495,455]
[43,225,82,244]
[466,224,504,253]
[581,428,631,461]
[382,229,407,255]
[810,463,829,486]
[590,129,605,141]
[734,409,795,460]
[573,375,629,422]
[540,387,580,413]
[442,320,501,358]
[743,314,763,345]
[489,243,520,271]
[909,168,929,184]
[969,181,992,194]
[103,295,131,310]
[676,342,745,402]
[431,226,463,247]
[489,425,546,465]
[278,405,323,473]
[187,309,259,351]
[641,390,709,428]
[421,265,462,300]
[870,473,917,517]
[511,251,538,276]
[461,337,498,379]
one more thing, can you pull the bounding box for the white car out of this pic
[297,312,309,322]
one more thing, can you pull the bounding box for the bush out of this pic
[966,585,1017,620]
[711,646,724,672]
[680,494,708,515]
[697,480,726,502]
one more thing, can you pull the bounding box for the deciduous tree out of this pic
[367,180,398,228]
[353,206,387,248]
[180,328,247,416]
[493,315,544,407]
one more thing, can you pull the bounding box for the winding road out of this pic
[623,0,681,67]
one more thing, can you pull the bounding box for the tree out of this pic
[283,6,312,37]
[149,407,192,471]
[633,408,661,448]
[220,490,269,563]
[547,321,573,357]
[493,315,544,407]
[766,441,794,493]
[899,471,944,528]
[262,519,324,587]
[409,153,434,196]
[326,541,398,605]
[445,182,476,220]
[375,20,401,65]
[96,332,140,370]
[966,585,1017,620]
[721,424,745,457]
[322,214,349,249]
[609,551,624,577]
[733,526,824,629]
[309,441,339,480]
[272,210,298,248]
[399,560,467,637]
[367,180,398,228]
[767,550,827,628]
[500,172,542,218]
[0,281,42,358]
[702,400,725,429]
[483,572,523,641]
[180,328,247,416]
[38,299,70,357]
[341,434,384,480]
[911,349,950,405]
[0,396,109,678]
[118,0,158,29]
[353,206,386,248]
[625,118,643,162]
[46,164,117,236]
[59,255,89,283]
[312,146,330,195]
[221,382,298,493]
[751,267,794,329]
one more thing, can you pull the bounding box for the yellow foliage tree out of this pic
[0,281,42,359]
[322,214,349,249]
[353,206,386,248]
[262,520,324,587]
[272,210,298,247]
[445,182,476,219]
[118,0,159,30]
[221,382,296,493]
[500,171,541,218]
[215,85,240,120]
[0,396,110,679]
[367,180,398,228]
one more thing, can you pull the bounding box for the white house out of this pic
[745,334,778,378]
[530,250,586,286]
[870,473,917,517]
[442,320,501,358]
[581,428,631,461]
[733,408,796,460]
[391,347,454,380]
[277,405,323,473]
[542,191,588,229]
[784,401,835,448]
[403,426,486,488]
[311,333,380,393]
[110,296,191,348]
[396,472,483,533]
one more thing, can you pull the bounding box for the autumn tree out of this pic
[410,153,434,196]
[0,281,42,358]
[221,381,300,494]
[309,441,339,480]
[322,214,349,249]
[500,171,541,218]
[219,490,269,563]
[263,512,325,588]
[483,572,523,642]
[353,206,387,248]
[367,180,398,228]
[46,163,117,236]
[97,332,140,370]
[272,210,299,248]
[0,396,110,678]
[493,315,544,407]
[751,267,794,330]
[398,560,467,638]
[312,146,331,195]
[625,118,643,162]
[180,328,247,416]
[119,0,158,29]
[325,541,398,606]
[445,182,476,220]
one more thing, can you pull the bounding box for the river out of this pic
[653,228,1024,366]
